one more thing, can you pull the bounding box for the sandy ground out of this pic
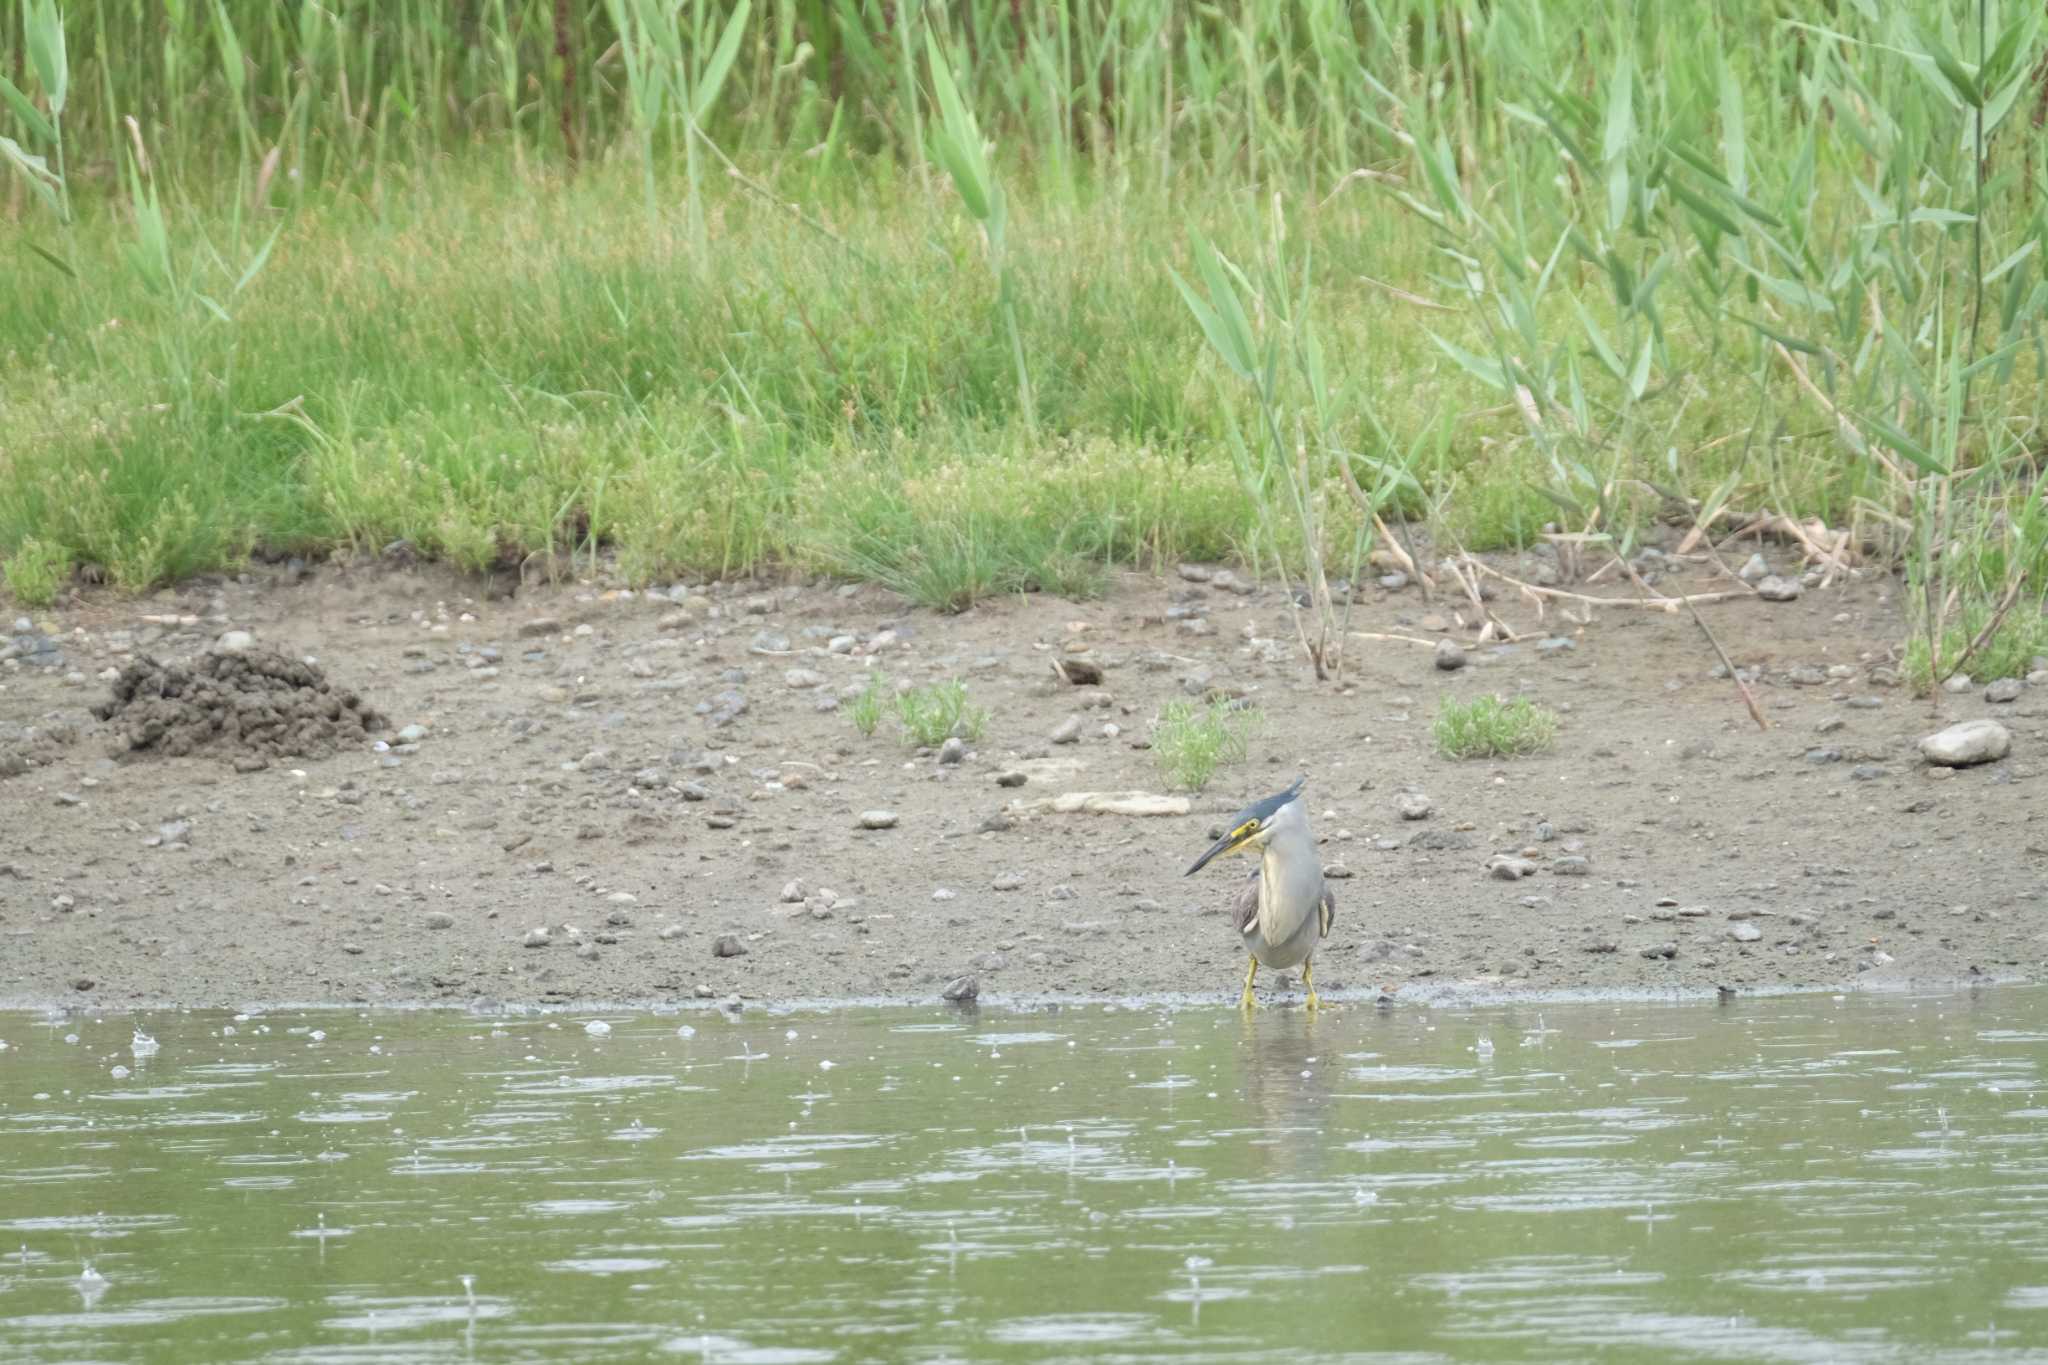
[3,540,2044,1013]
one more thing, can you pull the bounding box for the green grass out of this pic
[0,0,2044,662]
[848,672,889,738]
[1432,696,1561,760]
[1901,607,2048,694]
[894,678,990,747]
[0,537,69,608]
[1151,699,1262,792]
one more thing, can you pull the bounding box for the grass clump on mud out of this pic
[1433,696,1559,761]
[0,1,2044,668]
[848,673,890,739]
[895,678,990,747]
[1151,699,1262,792]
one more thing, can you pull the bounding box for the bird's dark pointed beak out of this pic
[1185,829,1244,877]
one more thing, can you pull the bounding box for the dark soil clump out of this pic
[93,648,384,767]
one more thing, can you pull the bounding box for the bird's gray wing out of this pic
[1318,883,1336,938]
[1235,869,1261,934]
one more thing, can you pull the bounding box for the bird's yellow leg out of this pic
[1239,957,1259,1010]
[1303,958,1320,1011]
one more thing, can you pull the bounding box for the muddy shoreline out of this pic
[4,547,2044,1013]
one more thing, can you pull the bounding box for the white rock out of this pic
[1918,719,2010,767]
[1755,575,1802,602]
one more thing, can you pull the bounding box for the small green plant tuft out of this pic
[1151,698,1262,791]
[849,672,889,738]
[1,537,70,607]
[1433,695,1560,760]
[1901,609,2048,696]
[895,677,989,747]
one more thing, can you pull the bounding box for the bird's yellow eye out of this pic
[1236,819,1260,839]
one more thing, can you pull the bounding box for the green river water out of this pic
[2,988,2046,1362]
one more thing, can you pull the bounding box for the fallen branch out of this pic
[1441,552,1529,640]
[1347,631,1445,648]
[1613,546,1770,733]
[1465,557,1751,613]
[1007,791,1192,817]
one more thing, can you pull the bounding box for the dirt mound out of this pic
[93,649,385,768]
[0,716,80,780]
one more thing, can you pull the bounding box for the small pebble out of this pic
[857,810,899,830]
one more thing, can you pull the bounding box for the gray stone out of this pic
[1433,639,1466,671]
[857,809,899,829]
[749,631,790,654]
[712,934,748,958]
[780,879,806,903]
[1489,856,1538,881]
[1536,636,1576,655]
[1177,564,1213,583]
[1729,921,1763,943]
[942,974,980,1002]
[1919,719,2011,768]
[1049,715,1083,745]
[1756,575,1803,602]
[396,723,428,744]
[1552,855,1592,876]
[1738,553,1770,583]
[1379,572,1409,591]
[1396,792,1433,821]
[1943,674,1975,694]
[517,618,562,639]
[215,629,256,654]
[522,927,551,948]
[995,770,1027,788]
[783,668,828,689]
[1986,677,2024,704]
[424,911,455,930]
[938,737,967,765]
[992,873,1024,891]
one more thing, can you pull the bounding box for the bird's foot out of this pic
[1305,988,1321,1011]
[1238,987,1258,1011]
